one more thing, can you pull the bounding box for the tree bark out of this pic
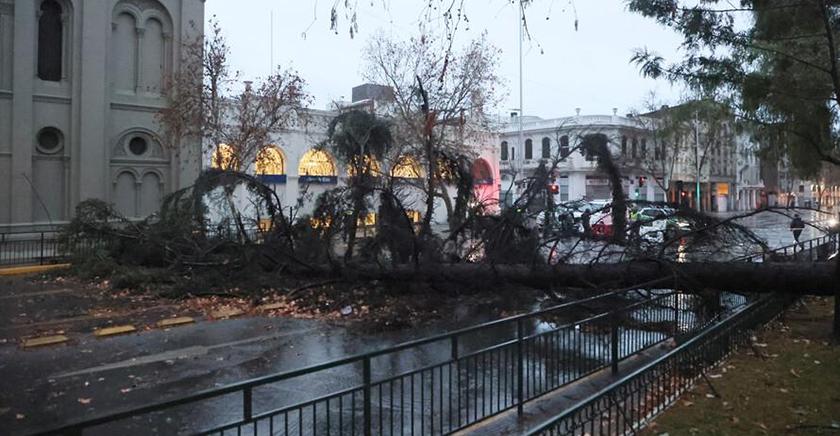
[308,261,838,296]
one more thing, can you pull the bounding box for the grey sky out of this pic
[205,0,686,119]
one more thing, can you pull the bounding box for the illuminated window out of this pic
[437,158,457,183]
[258,219,273,233]
[357,212,377,227]
[406,210,422,223]
[391,155,423,179]
[310,216,332,229]
[298,149,337,176]
[211,143,239,170]
[346,155,382,177]
[255,146,285,175]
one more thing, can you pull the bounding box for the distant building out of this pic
[497,112,667,208]
[205,85,500,229]
[0,0,205,231]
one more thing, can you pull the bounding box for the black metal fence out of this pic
[526,293,788,435]
[0,231,100,267]
[36,283,730,436]
[731,234,838,262]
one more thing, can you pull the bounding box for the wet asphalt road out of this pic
[0,287,542,435]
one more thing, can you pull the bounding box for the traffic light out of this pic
[549,184,559,194]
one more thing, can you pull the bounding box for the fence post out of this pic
[516,318,524,415]
[611,313,620,375]
[450,334,459,361]
[39,232,45,265]
[243,386,253,422]
[673,293,680,337]
[363,356,372,436]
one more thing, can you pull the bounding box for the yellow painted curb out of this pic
[156,317,195,328]
[257,303,283,311]
[0,263,71,276]
[210,308,244,319]
[22,335,69,348]
[94,325,136,337]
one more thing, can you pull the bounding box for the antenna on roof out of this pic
[270,10,274,74]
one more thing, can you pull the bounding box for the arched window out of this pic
[211,144,239,170]
[347,155,382,177]
[525,139,533,160]
[471,159,493,185]
[391,155,423,179]
[298,149,336,176]
[559,135,570,159]
[500,141,509,161]
[38,0,64,81]
[541,137,551,159]
[255,146,285,175]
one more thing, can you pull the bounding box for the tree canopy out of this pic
[627,0,840,178]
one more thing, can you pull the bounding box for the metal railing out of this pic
[731,233,838,263]
[526,293,788,435]
[0,231,100,267]
[34,281,725,436]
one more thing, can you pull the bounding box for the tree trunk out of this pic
[296,261,838,296]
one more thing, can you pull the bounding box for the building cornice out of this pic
[110,102,167,113]
[33,94,72,105]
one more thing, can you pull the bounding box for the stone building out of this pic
[498,112,668,207]
[205,85,501,230]
[0,0,204,231]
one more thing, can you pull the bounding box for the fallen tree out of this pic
[289,261,839,297]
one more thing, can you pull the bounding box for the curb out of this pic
[0,263,71,276]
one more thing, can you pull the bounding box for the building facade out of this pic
[205,87,501,229]
[0,0,204,231]
[498,112,668,207]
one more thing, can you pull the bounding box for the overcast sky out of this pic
[205,0,687,119]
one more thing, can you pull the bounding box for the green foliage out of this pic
[628,0,840,177]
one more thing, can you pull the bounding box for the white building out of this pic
[0,0,204,231]
[205,86,501,230]
[498,112,667,207]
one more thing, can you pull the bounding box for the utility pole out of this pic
[694,111,701,212]
[518,1,525,163]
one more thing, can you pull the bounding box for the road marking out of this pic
[156,317,195,328]
[210,308,244,319]
[51,327,317,379]
[257,303,284,311]
[93,325,137,337]
[22,335,69,348]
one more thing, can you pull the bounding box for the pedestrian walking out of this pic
[581,209,592,237]
[790,214,805,249]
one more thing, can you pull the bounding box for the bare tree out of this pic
[362,31,504,238]
[157,18,312,171]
